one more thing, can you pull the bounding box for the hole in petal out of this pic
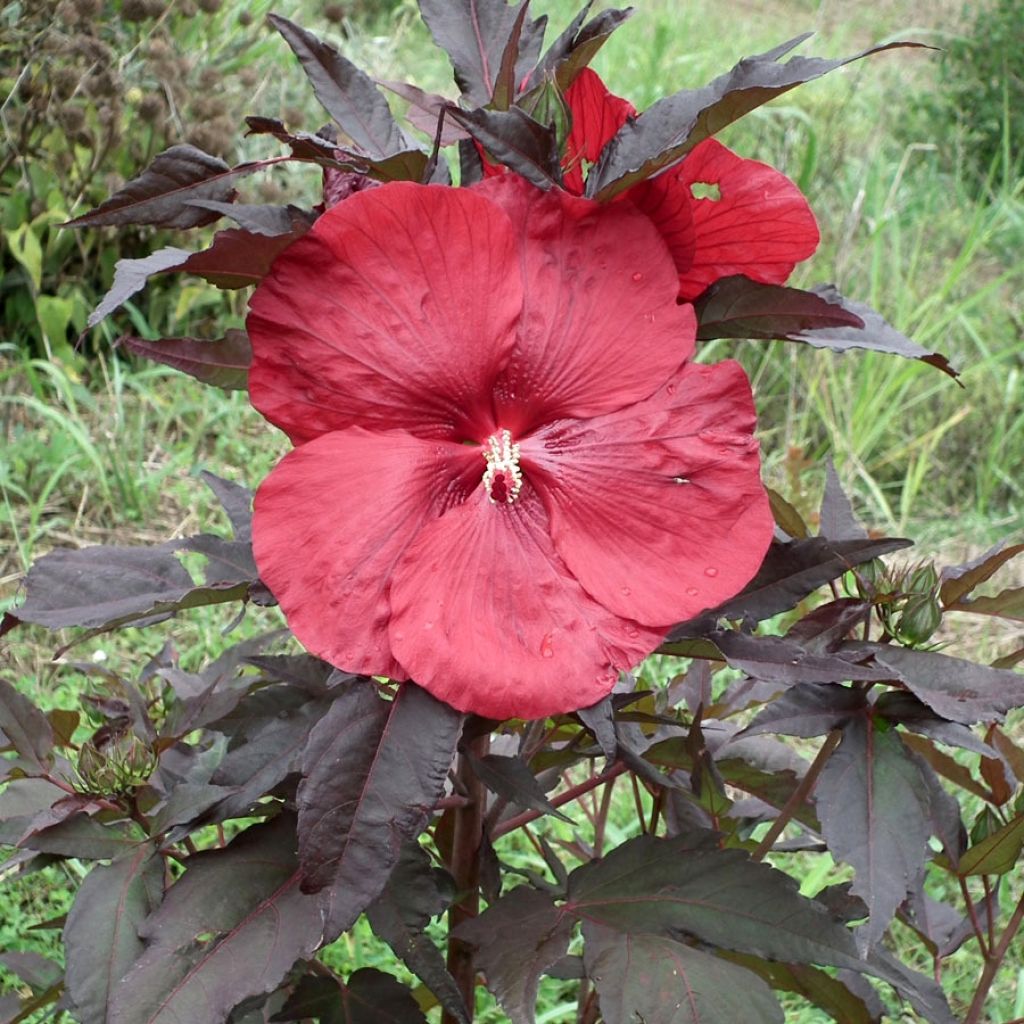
[690,181,721,201]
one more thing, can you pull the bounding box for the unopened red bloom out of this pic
[247,175,772,720]
[485,68,821,301]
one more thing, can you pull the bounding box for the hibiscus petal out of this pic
[388,485,661,720]
[522,359,774,625]
[252,427,480,679]
[247,183,522,444]
[562,68,635,196]
[630,138,820,301]
[475,174,695,437]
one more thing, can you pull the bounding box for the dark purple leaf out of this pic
[785,598,871,652]
[267,15,413,159]
[588,39,931,199]
[1,541,250,637]
[946,586,1024,622]
[530,4,634,90]
[741,684,866,738]
[0,678,53,771]
[694,277,957,378]
[576,697,617,759]
[940,541,1024,606]
[272,970,427,1024]
[667,537,912,635]
[901,882,992,959]
[366,843,468,1024]
[863,948,956,1024]
[151,783,235,833]
[874,691,996,758]
[64,145,240,229]
[201,472,253,543]
[454,887,573,1024]
[86,247,192,329]
[64,844,163,1024]
[178,226,310,289]
[121,331,252,391]
[564,833,869,971]
[815,718,932,951]
[22,817,144,860]
[722,954,882,1024]
[583,924,783,1024]
[419,0,533,107]
[0,952,62,992]
[820,459,868,542]
[108,816,323,1024]
[447,106,561,189]
[470,753,572,822]
[183,200,315,237]
[180,532,258,587]
[706,631,888,684]
[491,0,533,109]
[209,691,334,821]
[298,683,460,939]
[378,81,467,145]
[843,641,1024,724]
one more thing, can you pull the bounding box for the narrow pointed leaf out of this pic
[940,541,1024,606]
[64,145,239,228]
[454,887,573,1024]
[588,39,931,199]
[820,459,868,541]
[531,5,634,90]
[816,718,931,951]
[447,106,561,188]
[844,641,1024,724]
[121,331,252,391]
[298,683,460,938]
[366,844,468,1024]
[109,817,323,1024]
[0,678,53,771]
[958,812,1024,876]
[267,15,413,158]
[583,925,783,1024]
[470,754,572,822]
[419,0,532,107]
[86,247,190,329]
[64,845,163,1024]
[695,277,958,378]
[183,200,314,237]
[669,537,912,635]
[22,817,144,860]
[565,832,868,971]
[874,691,996,758]
[947,586,1024,622]
[742,683,866,738]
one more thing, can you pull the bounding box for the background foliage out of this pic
[1,0,1023,1021]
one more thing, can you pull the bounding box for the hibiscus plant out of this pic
[2,4,1024,1024]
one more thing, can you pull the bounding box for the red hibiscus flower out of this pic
[484,68,820,301]
[247,174,773,720]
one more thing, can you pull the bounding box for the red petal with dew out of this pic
[252,427,480,680]
[562,68,635,195]
[247,182,521,445]
[388,485,661,720]
[475,174,694,437]
[523,359,774,625]
[630,139,820,301]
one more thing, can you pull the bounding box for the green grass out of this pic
[2,0,1023,1021]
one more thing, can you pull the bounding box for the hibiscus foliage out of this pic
[2,4,1023,1024]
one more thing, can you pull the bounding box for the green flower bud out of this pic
[907,562,939,596]
[520,74,572,156]
[898,593,943,646]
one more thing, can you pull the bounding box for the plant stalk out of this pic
[964,890,1024,1024]
[443,732,490,1024]
[751,730,841,862]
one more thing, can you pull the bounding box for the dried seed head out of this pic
[198,66,221,89]
[237,9,252,24]
[197,0,222,11]
[121,0,150,20]
[239,66,258,87]
[54,66,81,99]
[324,3,345,23]
[138,93,164,122]
[59,103,87,132]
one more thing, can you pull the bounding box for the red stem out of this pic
[964,890,1024,1024]
[492,761,627,840]
[443,733,490,1024]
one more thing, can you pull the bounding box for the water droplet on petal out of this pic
[621,586,631,596]
[686,586,699,597]
[540,634,554,658]
[665,383,676,395]
[625,625,639,638]
[631,271,644,282]
[704,567,718,578]
[423,620,434,630]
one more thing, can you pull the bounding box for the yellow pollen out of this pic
[482,429,523,505]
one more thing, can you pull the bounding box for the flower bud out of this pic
[522,74,571,153]
[898,593,942,646]
[907,562,939,596]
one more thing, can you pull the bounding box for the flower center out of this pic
[482,429,522,505]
